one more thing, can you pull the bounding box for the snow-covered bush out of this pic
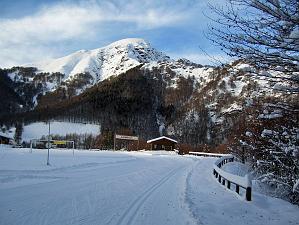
[228,101,299,205]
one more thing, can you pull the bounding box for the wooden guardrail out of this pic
[213,155,252,201]
[189,151,230,158]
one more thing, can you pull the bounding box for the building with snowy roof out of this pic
[146,136,177,151]
[0,132,14,145]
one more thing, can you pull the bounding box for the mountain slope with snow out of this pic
[28,38,170,83]
[3,38,213,112]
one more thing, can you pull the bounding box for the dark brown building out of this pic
[146,136,177,151]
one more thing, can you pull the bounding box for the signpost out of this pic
[114,134,139,151]
[115,134,139,141]
[47,121,51,165]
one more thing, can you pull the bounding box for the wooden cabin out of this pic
[0,132,14,145]
[146,136,177,151]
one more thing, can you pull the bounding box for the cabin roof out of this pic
[0,132,13,139]
[147,136,178,143]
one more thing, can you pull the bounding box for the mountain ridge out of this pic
[26,38,171,84]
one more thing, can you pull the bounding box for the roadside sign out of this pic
[53,140,67,145]
[115,134,139,141]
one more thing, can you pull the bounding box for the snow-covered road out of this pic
[0,148,298,225]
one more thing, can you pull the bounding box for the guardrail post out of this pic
[245,174,252,201]
[246,187,252,201]
[236,185,240,194]
[218,175,221,183]
[227,181,231,189]
[222,179,225,185]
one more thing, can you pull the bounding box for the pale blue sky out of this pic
[0,0,228,67]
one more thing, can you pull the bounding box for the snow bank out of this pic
[187,158,299,225]
[221,161,250,177]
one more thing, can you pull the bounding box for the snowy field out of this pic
[0,147,298,225]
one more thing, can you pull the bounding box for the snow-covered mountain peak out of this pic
[29,38,170,83]
[105,38,150,48]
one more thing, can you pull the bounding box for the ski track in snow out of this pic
[0,149,197,225]
[185,158,203,225]
[116,165,185,225]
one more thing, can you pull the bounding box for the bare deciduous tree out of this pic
[208,0,299,75]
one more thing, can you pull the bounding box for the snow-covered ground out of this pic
[221,161,250,176]
[0,147,298,225]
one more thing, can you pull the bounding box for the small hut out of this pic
[0,132,14,145]
[146,136,177,151]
